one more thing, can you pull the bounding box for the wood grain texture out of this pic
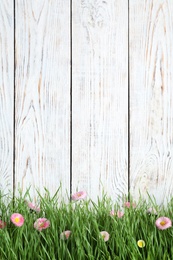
[130,0,173,204]
[15,0,70,198]
[0,1,14,194]
[72,0,128,201]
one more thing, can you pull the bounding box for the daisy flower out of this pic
[147,207,157,215]
[60,230,71,240]
[27,201,40,213]
[137,240,145,248]
[71,191,87,201]
[100,231,110,242]
[110,210,124,218]
[0,220,6,229]
[155,217,172,230]
[124,201,136,208]
[34,218,50,231]
[10,213,24,227]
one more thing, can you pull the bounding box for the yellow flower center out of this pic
[14,217,20,223]
[160,221,166,226]
[137,240,145,248]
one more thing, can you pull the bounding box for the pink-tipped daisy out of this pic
[110,210,115,216]
[155,217,172,230]
[117,210,124,218]
[110,210,124,218]
[34,218,50,231]
[71,191,87,201]
[100,231,110,242]
[27,201,40,213]
[60,230,71,240]
[124,201,136,208]
[0,220,6,229]
[147,207,157,215]
[10,213,24,227]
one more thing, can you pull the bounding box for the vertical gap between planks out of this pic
[70,0,72,198]
[13,0,16,199]
[128,0,131,199]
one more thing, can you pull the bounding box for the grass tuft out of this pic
[0,189,173,259]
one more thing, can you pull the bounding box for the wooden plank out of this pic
[130,0,173,204]
[0,1,14,194]
[72,0,128,201]
[15,1,70,198]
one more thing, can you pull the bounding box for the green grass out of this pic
[0,189,173,260]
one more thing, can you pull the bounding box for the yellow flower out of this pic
[137,240,145,248]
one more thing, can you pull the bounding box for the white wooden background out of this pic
[0,0,173,204]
